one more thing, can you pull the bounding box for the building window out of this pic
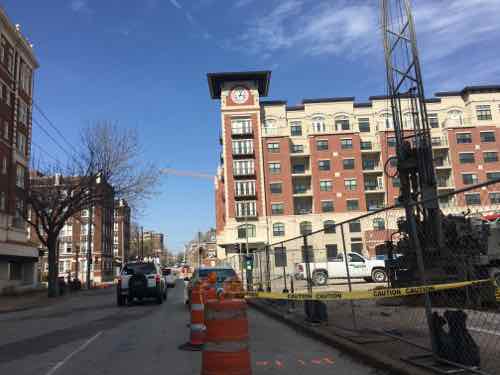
[312,117,326,132]
[341,139,353,149]
[235,180,256,197]
[1,157,6,174]
[238,224,256,239]
[465,193,481,206]
[381,113,393,129]
[489,193,500,204]
[387,137,396,147]
[319,180,332,192]
[347,199,359,211]
[456,133,472,144]
[318,160,330,171]
[324,220,336,234]
[9,262,22,281]
[233,159,255,176]
[236,201,256,217]
[321,201,334,212]
[300,221,312,235]
[447,110,463,126]
[3,121,8,140]
[269,162,281,174]
[343,158,355,170]
[270,182,282,194]
[335,116,350,131]
[0,191,5,211]
[326,245,338,261]
[428,113,439,128]
[392,177,400,187]
[271,203,284,215]
[267,142,280,153]
[360,141,372,150]
[14,198,24,226]
[290,122,302,136]
[18,100,28,124]
[316,140,328,151]
[232,140,253,155]
[373,218,385,231]
[349,220,361,232]
[273,223,285,237]
[291,144,303,153]
[16,132,27,156]
[476,105,492,121]
[20,65,31,93]
[231,118,252,135]
[358,118,370,132]
[486,172,500,181]
[484,152,498,163]
[351,243,363,254]
[344,178,357,191]
[459,152,475,164]
[462,173,478,185]
[16,164,26,188]
[480,132,496,143]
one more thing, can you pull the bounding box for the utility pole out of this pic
[121,216,125,267]
[198,231,202,267]
[86,206,93,289]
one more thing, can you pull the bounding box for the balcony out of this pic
[232,149,254,157]
[293,184,312,196]
[437,176,454,189]
[362,159,382,173]
[231,129,253,139]
[364,182,384,193]
[291,164,311,176]
[434,157,451,169]
[294,196,312,215]
[367,201,385,211]
[431,136,449,148]
[290,144,305,155]
[233,169,255,177]
[235,191,257,199]
[360,141,380,153]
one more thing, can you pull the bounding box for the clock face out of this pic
[230,87,250,104]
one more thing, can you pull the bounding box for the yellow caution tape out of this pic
[231,279,493,301]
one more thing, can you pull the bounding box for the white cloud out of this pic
[229,0,500,86]
[70,0,91,13]
[169,0,182,9]
[234,0,254,8]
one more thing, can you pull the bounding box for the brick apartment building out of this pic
[31,174,115,284]
[143,230,164,258]
[208,71,500,264]
[0,9,39,293]
[113,198,130,274]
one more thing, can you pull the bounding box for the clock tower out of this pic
[207,71,271,256]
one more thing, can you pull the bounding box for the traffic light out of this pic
[244,255,253,271]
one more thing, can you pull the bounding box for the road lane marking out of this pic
[45,331,102,375]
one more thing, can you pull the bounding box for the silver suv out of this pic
[117,262,166,306]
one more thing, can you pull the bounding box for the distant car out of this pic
[117,262,166,306]
[184,266,238,305]
[162,267,177,288]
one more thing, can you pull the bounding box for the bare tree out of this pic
[25,122,158,297]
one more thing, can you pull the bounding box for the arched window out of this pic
[380,113,393,129]
[237,224,256,239]
[312,116,326,133]
[324,220,336,234]
[300,221,312,235]
[373,218,385,231]
[446,110,464,127]
[272,223,285,237]
[335,115,350,131]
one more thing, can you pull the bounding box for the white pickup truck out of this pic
[295,252,387,285]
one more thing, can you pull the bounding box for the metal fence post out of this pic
[265,245,271,292]
[340,223,357,330]
[258,249,264,292]
[303,235,313,295]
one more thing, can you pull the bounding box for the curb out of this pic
[248,300,432,375]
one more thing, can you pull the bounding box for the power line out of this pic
[31,141,61,164]
[32,116,74,158]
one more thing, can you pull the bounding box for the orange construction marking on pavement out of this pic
[298,360,306,366]
[311,359,323,365]
[275,360,284,368]
[323,357,335,365]
[256,361,269,366]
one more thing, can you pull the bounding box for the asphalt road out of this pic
[0,280,383,375]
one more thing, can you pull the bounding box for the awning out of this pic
[0,254,38,263]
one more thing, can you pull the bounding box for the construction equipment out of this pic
[380,0,500,292]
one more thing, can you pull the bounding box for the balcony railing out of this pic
[364,183,383,191]
[293,185,311,194]
[367,202,385,211]
[231,128,253,137]
[290,145,304,154]
[437,177,453,187]
[294,207,313,215]
[362,160,381,170]
[235,191,256,198]
[292,165,309,174]
[233,168,255,176]
[431,136,449,147]
[434,157,450,167]
[232,148,254,156]
[360,141,372,150]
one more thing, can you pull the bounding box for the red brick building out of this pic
[208,71,500,265]
[0,9,39,293]
[113,199,130,274]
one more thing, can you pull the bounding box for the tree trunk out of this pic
[47,236,59,298]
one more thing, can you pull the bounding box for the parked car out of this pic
[184,266,238,305]
[162,267,176,288]
[295,252,388,285]
[117,262,166,306]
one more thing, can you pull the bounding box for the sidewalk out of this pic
[0,283,115,314]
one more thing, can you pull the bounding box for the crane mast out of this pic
[381,0,442,278]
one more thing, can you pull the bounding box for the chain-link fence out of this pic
[247,179,500,374]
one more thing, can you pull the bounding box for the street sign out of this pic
[274,247,287,267]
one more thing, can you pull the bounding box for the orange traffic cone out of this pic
[179,282,205,351]
[201,299,251,375]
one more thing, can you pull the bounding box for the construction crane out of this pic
[159,168,213,180]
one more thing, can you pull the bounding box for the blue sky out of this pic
[5,0,500,252]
